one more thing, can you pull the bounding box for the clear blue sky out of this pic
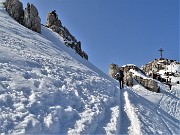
[21,0,179,74]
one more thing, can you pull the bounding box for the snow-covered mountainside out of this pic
[0,0,179,134]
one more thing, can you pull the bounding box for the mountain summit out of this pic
[0,0,179,134]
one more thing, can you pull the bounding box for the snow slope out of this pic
[0,1,121,134]
[0,0,179,134]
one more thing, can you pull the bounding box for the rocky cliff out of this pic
[4,0,24,23]
[4,0,88,60]
[4,0,41,33]
[46,11,88,60]
[23,2,41,33]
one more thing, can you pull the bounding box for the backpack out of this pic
[115,70,123,80]
[119,70,124,78]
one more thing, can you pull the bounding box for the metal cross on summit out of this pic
[158,48,164,59]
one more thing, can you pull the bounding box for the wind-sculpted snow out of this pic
[0,0,179,134]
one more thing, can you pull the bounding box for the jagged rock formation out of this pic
[134,76,160,93]
[141,58,177,74]
[4,0,88,59]
[124,71,133,87]
[23,3,41,33]
[4,0,41,33]
[109,64,119,79]
[4,0,24,23]
[46,10,62,29]
[141,58,180,85]
[109,64,160,92]
[109,64,134,86]
[46,11,88,60]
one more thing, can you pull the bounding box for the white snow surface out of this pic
[0,1,179,134]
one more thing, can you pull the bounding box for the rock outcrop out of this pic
[4,0,41,33]
[124,71,133,87]
[23,3,41,33]
[46,10,62,28]
[141,58,176,74]
[4,0,87,58]
[4,0,24,23]
[109,63,160,92]
[46,11,88,60]
[134,76,160,93]
[109,64,119,79]
[109,64,134,85]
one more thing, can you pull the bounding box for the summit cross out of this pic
[158,48,164,59]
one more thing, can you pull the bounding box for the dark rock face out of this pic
[4,0,24,23]
[46,11,88,60]
[23,3,41,33]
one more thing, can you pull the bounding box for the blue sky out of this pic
[21,0,179,74]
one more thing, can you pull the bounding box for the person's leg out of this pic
[121,79,123,89]
[119,80,122,89]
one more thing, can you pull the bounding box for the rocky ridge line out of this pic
[46,11,88,60]
[4,0,88,60]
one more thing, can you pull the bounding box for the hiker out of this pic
[169,78,172,90]
[169,84,172,90]
[115,68,124,89]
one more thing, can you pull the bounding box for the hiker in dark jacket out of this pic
[115,69,124,89]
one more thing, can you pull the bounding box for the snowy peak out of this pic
[142,58,180,74]
[142,58,180,84]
